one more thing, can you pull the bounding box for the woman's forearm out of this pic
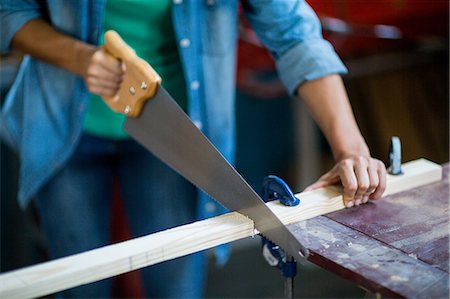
[11,18,96,76]
[297,74,369,161]
[11,18,122,97]
[298,74,386,207]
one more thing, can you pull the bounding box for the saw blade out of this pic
[124,87,309,260]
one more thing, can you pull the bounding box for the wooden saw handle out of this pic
[102,30,162,117]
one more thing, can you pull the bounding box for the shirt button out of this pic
[180,38,190,48]
[193,120,203,130]
[205,202,216,213]
[190,80,200,90]
[173,0,182,4]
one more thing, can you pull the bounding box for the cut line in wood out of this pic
[0,159,442,299]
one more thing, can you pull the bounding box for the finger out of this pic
[86,76,121,90]
[353,163,370,206]
[338,161,358,208]
[103,94,120,104]
[304,179,332,192]
[370,164,387,200]
[99,63,123,82]
[304,172,340,192]
[102,53,123,75]
[362,195,369,203]
[88,85,118,97]
[87,64,123,84]
[86,77,120,93]
[366,165,380,196]
[93,48,123,75]
[304,181,327,192]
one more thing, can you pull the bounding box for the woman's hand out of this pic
[11,18,124,98]
[296,74,387,207]
[83,47,124,98]
[305,155,387,207]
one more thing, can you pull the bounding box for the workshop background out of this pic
[1,0,448,298]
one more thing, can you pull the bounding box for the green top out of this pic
[83,0,187,139]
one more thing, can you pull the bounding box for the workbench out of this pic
[289,164,449,298]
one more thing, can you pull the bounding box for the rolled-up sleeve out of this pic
[244,0,347,95]
[0,0,42,53]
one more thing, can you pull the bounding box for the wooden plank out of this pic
[267,159,443,225]
[0,159,442,299]
[289,217,449,298]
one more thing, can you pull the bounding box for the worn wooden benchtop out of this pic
[289,164,449,298]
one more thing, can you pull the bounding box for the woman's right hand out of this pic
[83,47,124,98]
[11,19,124,97]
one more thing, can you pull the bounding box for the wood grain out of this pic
[289,163,449,298]
[290,217,449,298]
[328,164,449,272]
[0,159,442,299]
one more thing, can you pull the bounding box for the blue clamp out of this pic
[387,136,403,175]
[261,175,299,280]
[262,175,300,207]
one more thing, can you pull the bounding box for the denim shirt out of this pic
[1,0,346,217]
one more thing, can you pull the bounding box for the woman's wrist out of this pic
[332,139,371,162]
[73,42,96,77]
[327,126,370,161]
[11,18,97,77]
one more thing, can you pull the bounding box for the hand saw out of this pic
[101,30,309,260]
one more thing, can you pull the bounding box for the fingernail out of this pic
[355,199,361,206]
[363,196,369,203]
[346,201,354,208]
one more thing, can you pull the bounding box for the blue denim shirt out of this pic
[1,0,346,217]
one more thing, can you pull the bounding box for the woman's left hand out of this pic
[305,155,387,208]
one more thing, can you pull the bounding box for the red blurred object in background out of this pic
[308,0,449,58]
[237,0,449,93]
